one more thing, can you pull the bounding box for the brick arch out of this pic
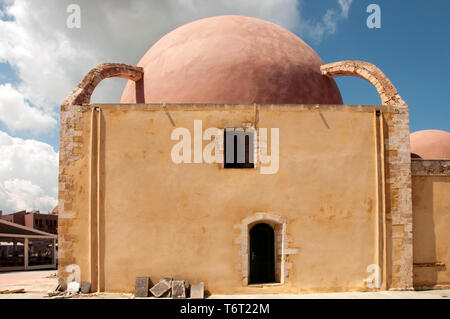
[62,63,144,106]
[320,61,406,106]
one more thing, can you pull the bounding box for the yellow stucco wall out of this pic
[59,104,384,294]
[412,175,450,288]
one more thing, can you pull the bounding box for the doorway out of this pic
[249,223,275,284]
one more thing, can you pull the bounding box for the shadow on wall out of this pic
[412,177,447,288]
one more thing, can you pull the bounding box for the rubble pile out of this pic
[46,281,95,299]
[46,277,205,299]
[136,276,205,299]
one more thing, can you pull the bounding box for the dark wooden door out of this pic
[249,223,275,284]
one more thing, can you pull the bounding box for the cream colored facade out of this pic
[412,160,450,289]
[56,61,449,294]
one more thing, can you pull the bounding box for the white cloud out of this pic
[301,0,353,42]
[0,0,352,110]
[0,130,58,213]
[0,0,352,213]
[339,0,352,18]
[0,83,56,133]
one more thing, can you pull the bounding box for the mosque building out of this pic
[57,15,449,294]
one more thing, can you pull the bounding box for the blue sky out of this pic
[309,0,450,133]
[0,0,449,213]
[2,0,449,153]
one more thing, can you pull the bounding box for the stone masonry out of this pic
[322,61,413,290]
[321,61,406,106]
[58,63,143,288]
[411,159,450,177]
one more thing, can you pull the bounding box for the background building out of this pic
[0,218,57,272]
[1,209,58,235]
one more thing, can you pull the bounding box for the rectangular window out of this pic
[0,238,25,267]
[224,128,255,169]
[27,239,54,267]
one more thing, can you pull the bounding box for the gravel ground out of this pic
[0,270,448,299]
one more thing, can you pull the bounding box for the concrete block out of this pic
[80,281,91,294]
[150,278,172,298]
[184,281,190,297]
[190,282,204,299]
[67,281,80,293]
[161,289,172,298]
[134,277,150,297]
[171,280,186,298]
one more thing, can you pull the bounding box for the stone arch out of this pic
[320,61,406,106]
[62,63,144,106]
[234,212,298,286]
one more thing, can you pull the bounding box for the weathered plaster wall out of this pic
[412,160,450,289]
[322,61,413,290]
[58,103,397,294]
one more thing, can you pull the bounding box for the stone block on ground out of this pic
[190,282,204,299]
[172,280,186,298]
[150,278,172,298]
[80,281,91,294]
[134,277,150,297]
[67,281,80,293]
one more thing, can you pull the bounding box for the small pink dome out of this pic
[121,15,342,105]
[410,130,450,159]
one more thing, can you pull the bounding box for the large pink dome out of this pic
[121,15,343,105]
[410,130,450,159]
